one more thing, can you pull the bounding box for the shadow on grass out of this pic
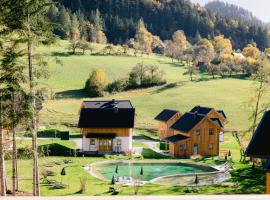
[151,82,186,94]
[51,52,73,57]
[158,60,186,68]
[55,89,88,99]
[142,148,170,159]
[39,143,77,156]
[195,73,249,82]
[133,134,159,142]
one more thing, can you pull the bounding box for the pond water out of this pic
[95,162,217,181]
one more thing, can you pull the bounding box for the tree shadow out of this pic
[51,52,73,57]
[158,60,186,68]
[55,89,88,99]
[151,82,186,94]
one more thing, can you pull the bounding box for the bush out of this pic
[85,69,107,97]
[106,77,129,93]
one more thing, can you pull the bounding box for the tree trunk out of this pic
[27,12,40,196]
[0,93,7,196]
[12,93,18,195]
[252,81,263,134]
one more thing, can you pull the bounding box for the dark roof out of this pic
[245,110,270,158]
[264,157,270,171]
[164,134,189,143]
[82,99,133,109]
[217,110,227,119]
[170,112,206,133]
[211,118,223,128]
[86,133,116,139]
[78,100,135,128]
[190,106,213,115]
[154,109,179,122]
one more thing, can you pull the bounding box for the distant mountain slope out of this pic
[56,0,270,50]
[205,1,264,27]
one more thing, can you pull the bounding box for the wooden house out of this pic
[155,106,226,157]
[166,112,223,157]
[78,99,135,154]
[154,109,181,140]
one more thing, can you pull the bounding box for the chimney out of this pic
[194,111,198,119]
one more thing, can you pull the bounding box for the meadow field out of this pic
[39,40,258,132]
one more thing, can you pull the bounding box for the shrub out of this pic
[85,69,108,97]
[106,77,129,93]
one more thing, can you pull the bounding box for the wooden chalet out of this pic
[78,99,135,154]
[154,109,181,140]
[245,110,270,194]
[155,106,226,157]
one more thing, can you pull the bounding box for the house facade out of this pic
[155,106,226,157]
[78,100,135,153]
[154,109,181,140]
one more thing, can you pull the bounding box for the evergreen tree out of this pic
[58,6,71,39]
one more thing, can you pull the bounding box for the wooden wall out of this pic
[157,112,181,140]
[82,128,132,137]
[170,118,220,157]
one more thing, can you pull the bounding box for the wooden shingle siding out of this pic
[157,112,181,140]
[171,118,220,157]
[82,128,132,137]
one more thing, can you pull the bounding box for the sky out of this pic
[190,0,270,22]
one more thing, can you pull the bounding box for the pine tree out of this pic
[70,13,80,41]
[58,6,71,39]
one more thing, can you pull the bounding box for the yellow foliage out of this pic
[172,30,190,49]
[242,44,260,59]
[213,35,233,54]
[89,68,108,85]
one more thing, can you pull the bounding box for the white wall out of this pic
[82,135,132,153]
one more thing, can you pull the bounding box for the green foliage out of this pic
[106,77,129,93]
[55,0,270,50]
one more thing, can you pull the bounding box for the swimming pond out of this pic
[94,161,218,181]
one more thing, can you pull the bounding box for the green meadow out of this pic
[39,40,257,132]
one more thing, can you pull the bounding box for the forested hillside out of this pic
[205,1,264,27]
[53,0,270,50]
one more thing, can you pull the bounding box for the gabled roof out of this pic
[82,99,133,109]
[164,134,189,143]
[170,112,206,133]
[211,118,223,128]
[264,157,270,171]
[217,110,227,119]
[154,109,179,122]
[245,110,270,158]
[78,100,135,128]
[190,106,213,115]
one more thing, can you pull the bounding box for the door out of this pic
[98,139,113,151]
[193,144,199,155]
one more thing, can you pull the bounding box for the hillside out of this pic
[55,0,270,50]
[205,1,264,27]
[39,40,264,132]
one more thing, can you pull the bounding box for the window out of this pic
[117,139,121,146]
[208,144,213,150]
[209,128,214,135]
[90,139,95,145]
[195,129,201,136]
[180,144,187,151]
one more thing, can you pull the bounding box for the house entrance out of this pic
[98,138,113,151]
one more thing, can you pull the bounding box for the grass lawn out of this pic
[4,134,266,195]
[37,40,266,133]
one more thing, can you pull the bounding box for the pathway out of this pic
[132,132,171,157]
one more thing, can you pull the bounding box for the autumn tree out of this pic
[85,69,107,97]
[172,30,190,50]
[213,35,233,54]
[135,19,156,55]
[183,53,199,81]
[243,44,260,59]
[248,56,270,133]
